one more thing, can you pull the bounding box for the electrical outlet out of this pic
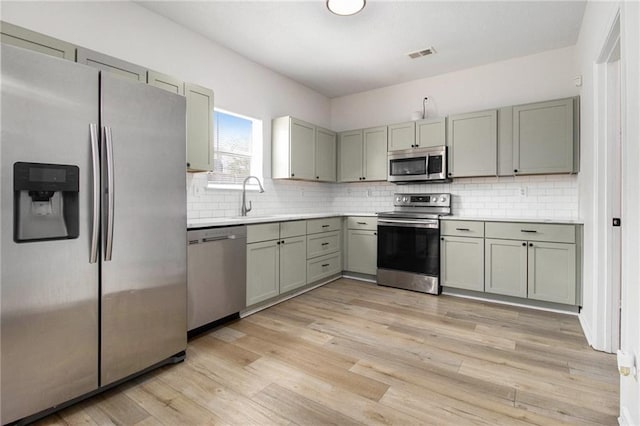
[617,350,637,378]
[367,189,373,197]
[519,186,527,197]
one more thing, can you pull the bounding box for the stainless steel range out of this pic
[377,193,451,295]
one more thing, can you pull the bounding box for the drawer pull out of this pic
[455,227,470,231]
[521,229,538,233]
[321,263,330,267]
[321,242,329,246]
[357,221,367,225]
[322,225,330,228]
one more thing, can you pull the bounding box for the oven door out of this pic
[377,218,440,277]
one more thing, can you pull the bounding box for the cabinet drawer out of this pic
[247,223,280,243]
[307,231,340,258]
[347,216,377,230]
[485,222,575,243]
[280,220,306,238]
[307,252,341,284]
[307,217,341,234]
[441,220,484,237]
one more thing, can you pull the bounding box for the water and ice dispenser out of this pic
[13,162,80,242]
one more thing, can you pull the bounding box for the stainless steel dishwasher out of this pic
[187,225,247,335]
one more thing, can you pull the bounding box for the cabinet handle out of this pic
[316,176,319,179]
[455,228,470,231]
[522,242,526,246]
[362,177,366,180]
[277,241,281,245]
[281,240,285,244]
[514,169,518,173]
[291,173,295,177]
[448,172,452,176]
[187,162,191,168]
[321,242,329,246]
[441,237,445,241]
[321,263,330,267]
[521,229,537,233]
[322,225,330,228]
[529,243,534,247]
[357,222,367,225]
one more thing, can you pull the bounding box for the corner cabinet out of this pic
[1,21,75,60]
[272,116,335,182]
[185,83,214,172]
[338,126,387,182]
[447,109,497,178]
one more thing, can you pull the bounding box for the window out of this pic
[208,109,263,188]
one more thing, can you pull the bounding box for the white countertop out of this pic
[444,216,583,225]
[187,212,377,229]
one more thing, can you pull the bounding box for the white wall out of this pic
[575,1,640,423]
[330,46,579,131]
[0,0,332,183]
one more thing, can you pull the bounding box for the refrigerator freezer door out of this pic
[100,73,187,386]
[1,45,100,424]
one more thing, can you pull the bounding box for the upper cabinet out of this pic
[447,109,498,178]
[77,47,147,82]
[1,21,75,61]
[511,97,578,175]
[315,127,337,182]
[272,116,335,182]
[338,126,387,182]
[416,118,446,149]
[387,121,415,151]
[185,83,214,172]
[147,70,185,96]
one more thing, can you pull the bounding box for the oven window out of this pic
[389,157,427,176]
[377,224,439,276]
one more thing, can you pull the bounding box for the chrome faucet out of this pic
[241,176,265,216]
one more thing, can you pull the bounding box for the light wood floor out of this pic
[36,279,619,425]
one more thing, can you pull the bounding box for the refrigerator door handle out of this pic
[90,123,100,264]
[104,126,115,261]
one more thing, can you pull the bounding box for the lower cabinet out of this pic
[441,236,484,291]
[306,217,342,283]
[246,221,307,306]
[441,219,581,306]
[307,252,342,283]
[484,238,528,297]
[345,216,377,275]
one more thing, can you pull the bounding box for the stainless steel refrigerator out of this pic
[1,44,187,424]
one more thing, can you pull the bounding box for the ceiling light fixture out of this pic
[326,0,366,16]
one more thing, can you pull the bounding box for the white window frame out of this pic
[207,108,263,191]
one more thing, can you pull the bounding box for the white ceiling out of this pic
[138,1,586,98]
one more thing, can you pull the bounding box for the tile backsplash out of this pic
[187,173,578,221]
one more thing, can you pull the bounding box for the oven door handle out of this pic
[378,218,439,229]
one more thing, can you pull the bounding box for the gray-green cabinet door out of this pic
[346,230,377,275]
[246,240,280,306]
[290,118,315,180]
[147,71,184,95]
[485,238,527,298]
[363,126,388,181]
[528,241,576,305]
[387,121,415,151]
[416,118,446,148]
[441,236,484,291]
[315,127,336,182]
[513,98,575,175]
[447,110,497,177]
[338,130,363,182]
[1,21,75,60]
[76,47,147,82]
[185,83,214,172]
[279,236,308,293]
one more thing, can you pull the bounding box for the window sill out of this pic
[207,182,263,192]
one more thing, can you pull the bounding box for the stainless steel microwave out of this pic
[387,146,448,183]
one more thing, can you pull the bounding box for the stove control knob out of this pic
[395,196,402,203]
[440,196,447,202]
[402,196,409,203]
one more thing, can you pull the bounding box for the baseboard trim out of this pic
[578,311,595,348]
[618,406,634,425]
[442,291,579,316]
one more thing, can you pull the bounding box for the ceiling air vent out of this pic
[408,47,436,59]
